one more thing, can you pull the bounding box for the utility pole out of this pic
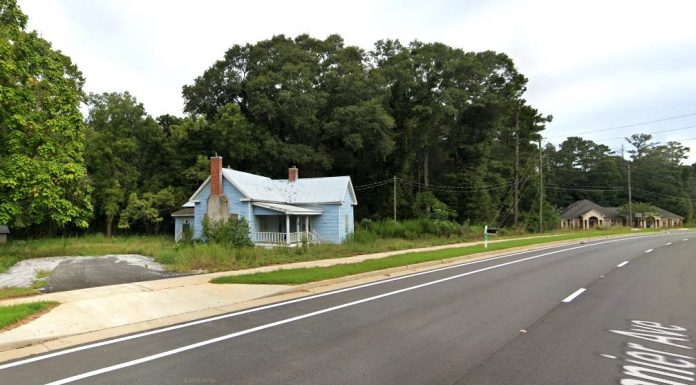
[627,163,632,228]
[514,107,520,227]
[539,138,543,233]
[393,175,397,221]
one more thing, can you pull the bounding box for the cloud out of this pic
[17,0,696,163]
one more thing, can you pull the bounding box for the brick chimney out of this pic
[210,155,223,195]
[288,166,298,182]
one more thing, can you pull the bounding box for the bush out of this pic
[202,216,254,247]
[413,192,456,221]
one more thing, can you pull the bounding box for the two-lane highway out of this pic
[2,232,694,384]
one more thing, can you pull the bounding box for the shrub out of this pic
[202,216,254,247]
[413,192,456,221]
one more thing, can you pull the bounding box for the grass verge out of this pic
[0,288,40,301]
[0,301,58,331]
[211,230,658,285]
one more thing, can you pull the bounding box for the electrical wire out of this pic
[547,111,696,139]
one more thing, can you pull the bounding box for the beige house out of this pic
[559,199,683,229]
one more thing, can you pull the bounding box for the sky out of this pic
[17,0,696,164]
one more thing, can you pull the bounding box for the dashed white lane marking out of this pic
[617,261,629,268]
[42,239,642,384]
[3,235,659,372]
[645,249,653,253]
[665,242,672,246]
[684,239,689,241]
[600,354,618,360]
[562,288,587,303]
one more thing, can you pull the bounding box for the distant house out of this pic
[173,156,357,246]
[0,225,8,244]
[559,199,683,229]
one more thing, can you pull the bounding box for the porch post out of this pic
[305,216,309,241]
[296,216,300,243]
[286,215,290,245]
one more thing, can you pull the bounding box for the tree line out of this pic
[1,1,694,237]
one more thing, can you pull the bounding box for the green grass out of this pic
[211,228,660,285]
[0,226,664,276]
[0,301,58,330]
[0,287,40,300]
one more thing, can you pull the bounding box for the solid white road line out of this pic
[617,261,629,268]
[645,249,653,253]
[0,242,580,371]
[600,354,618,360]
[562,288,587,303]
[40,238,652,384]
[0,233,675,373]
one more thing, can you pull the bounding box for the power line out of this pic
[545,186,626,192]
[547,111,696,139]
[354,179,392,190]
[633,189,692,202]
[599,124,696,141]
[397,177,534,193]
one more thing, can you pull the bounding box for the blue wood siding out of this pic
[253,206,283,216]
[255,215,284,233]
[175,217,183,237]
[193,179,251,239]
[174,216,194,241]
[313,204,340,244]
[338,189,355,243]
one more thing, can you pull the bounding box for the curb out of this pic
[0,230,686,363]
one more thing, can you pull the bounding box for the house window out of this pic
[260,217,268,232]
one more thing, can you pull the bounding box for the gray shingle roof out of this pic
[648,206,683,219]
[560,199,618,219]
[560,200,683,220]
[171,208,194,217]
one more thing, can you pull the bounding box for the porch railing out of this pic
[255,232,287,244]
[254,231,320,245]
[308,230,321,244]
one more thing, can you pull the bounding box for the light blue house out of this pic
[172,156,357,246]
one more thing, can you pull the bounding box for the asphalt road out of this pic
[1,231,694,385]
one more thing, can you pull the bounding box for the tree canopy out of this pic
[2,6,694,237]
[0,0,91,231]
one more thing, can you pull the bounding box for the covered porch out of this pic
[252,202,322,247]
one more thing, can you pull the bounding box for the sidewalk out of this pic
[0,231,661,362]
[0,238,488,347]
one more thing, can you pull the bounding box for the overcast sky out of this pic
[18,0,696,164]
